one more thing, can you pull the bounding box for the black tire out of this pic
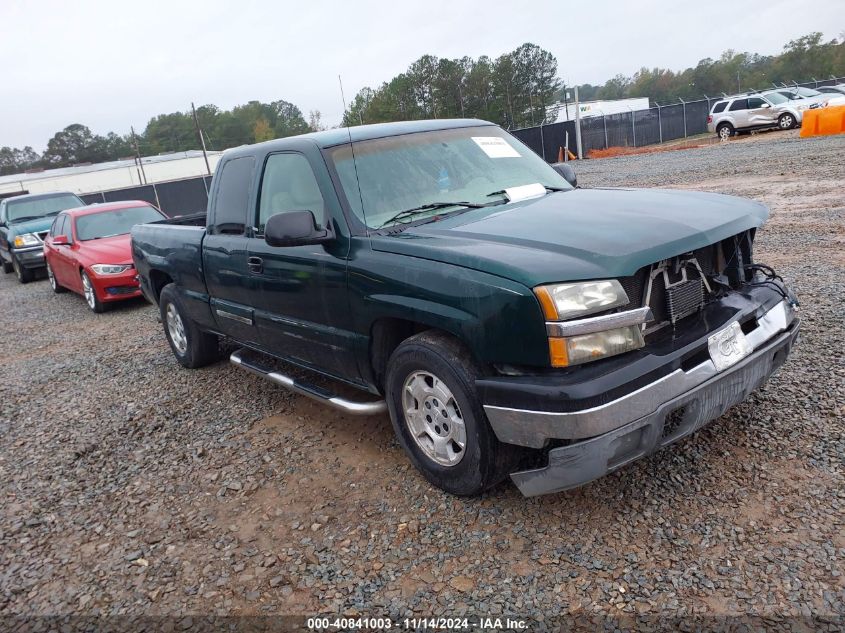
[778,113,796,130]
[159,283,221,368]
[716,123,734,140]
[47,262,66,293]
[12,255,35,284]
[2,259,12,274]
[81,270,107,313]
[385,330,521,496]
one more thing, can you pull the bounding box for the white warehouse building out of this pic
[549,97,651,123]
[0,150,223,198]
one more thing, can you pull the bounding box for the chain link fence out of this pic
[513,75,845,160]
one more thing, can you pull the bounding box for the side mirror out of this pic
[264,210,331,247]
[52,234,70,246]
[551,162,577,187]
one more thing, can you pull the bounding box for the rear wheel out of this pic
[47,262,66,293]
[12,255,34,284]
[385,331,521,496]
[159,283,221,368]
[716,123,734,140]
[81,271,107,313]
[778,113,796,130]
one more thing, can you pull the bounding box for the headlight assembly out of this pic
[13,233,40,248]
[535,280,651,367]
[534,280,629,320]
[91,264,132,275]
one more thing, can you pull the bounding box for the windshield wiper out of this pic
[10,215,43,223]
[377,201,484,229]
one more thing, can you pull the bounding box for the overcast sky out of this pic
[2,0,843,151]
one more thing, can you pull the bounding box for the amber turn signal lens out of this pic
[534,286,559,320]
[548,338,569,367]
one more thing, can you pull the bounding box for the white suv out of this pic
[707,93,808,140]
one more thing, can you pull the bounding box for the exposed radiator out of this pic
[665,278,704,324]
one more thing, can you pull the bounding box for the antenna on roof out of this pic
[338,75,368,233]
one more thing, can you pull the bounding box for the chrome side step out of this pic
[230,349,387,416]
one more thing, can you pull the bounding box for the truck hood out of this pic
[7,217,55,240]
[370,188,768,288]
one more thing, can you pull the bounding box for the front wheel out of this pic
[778,113,796,130]
[12,255,35,284]
[159,283,221,368]
[81,270,107,313]
[47,262,66,293]
[2,259,12,274]
[385,331,521,496]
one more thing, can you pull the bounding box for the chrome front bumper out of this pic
[485,300,797,448]
[495,300,799,497]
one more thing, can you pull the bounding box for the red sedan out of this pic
[43,200,165,312]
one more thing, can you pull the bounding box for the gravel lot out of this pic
[1,130,843,628]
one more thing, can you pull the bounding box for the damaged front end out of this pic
[479,229,800,496]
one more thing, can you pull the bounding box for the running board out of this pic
[230,349,387,416]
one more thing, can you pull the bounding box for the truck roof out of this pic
[228,118,497,156]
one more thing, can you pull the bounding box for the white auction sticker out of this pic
[472,136,521,158]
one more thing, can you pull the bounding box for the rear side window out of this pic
[211,157,255,235]
[712,101,727,113]
[728,99,748,111]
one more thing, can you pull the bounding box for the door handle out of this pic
[247,256,263,273]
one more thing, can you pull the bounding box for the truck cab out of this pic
[132,119,799,497]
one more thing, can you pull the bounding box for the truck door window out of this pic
[256,153,326,233]
[211,156,255,235]
[747,97,766,109]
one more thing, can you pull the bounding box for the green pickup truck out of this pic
[131,119,799,497]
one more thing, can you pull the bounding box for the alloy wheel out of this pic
[718,126,731,140]
[82,273,96,310]
[401,370,467,467]
[165,303,188,355]
[780,115,794,129]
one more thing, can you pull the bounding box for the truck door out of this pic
[202,156,262,346]
[246,151,358,381]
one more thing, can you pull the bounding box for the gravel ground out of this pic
[1,129,843,629]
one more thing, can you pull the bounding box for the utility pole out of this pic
[130,126,147,184]
[191,102,212,177]
[574,85,583,160]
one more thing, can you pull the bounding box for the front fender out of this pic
[348,243,550,377]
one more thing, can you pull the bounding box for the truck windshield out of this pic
[327,126,571,229]
[6,194,84,223]
[76,205,165,241]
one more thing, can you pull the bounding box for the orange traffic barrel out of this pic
[800,105,845,137]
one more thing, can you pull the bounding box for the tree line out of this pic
[573,32,844,103]
[0,100,322,177]
[1,33,842,177]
